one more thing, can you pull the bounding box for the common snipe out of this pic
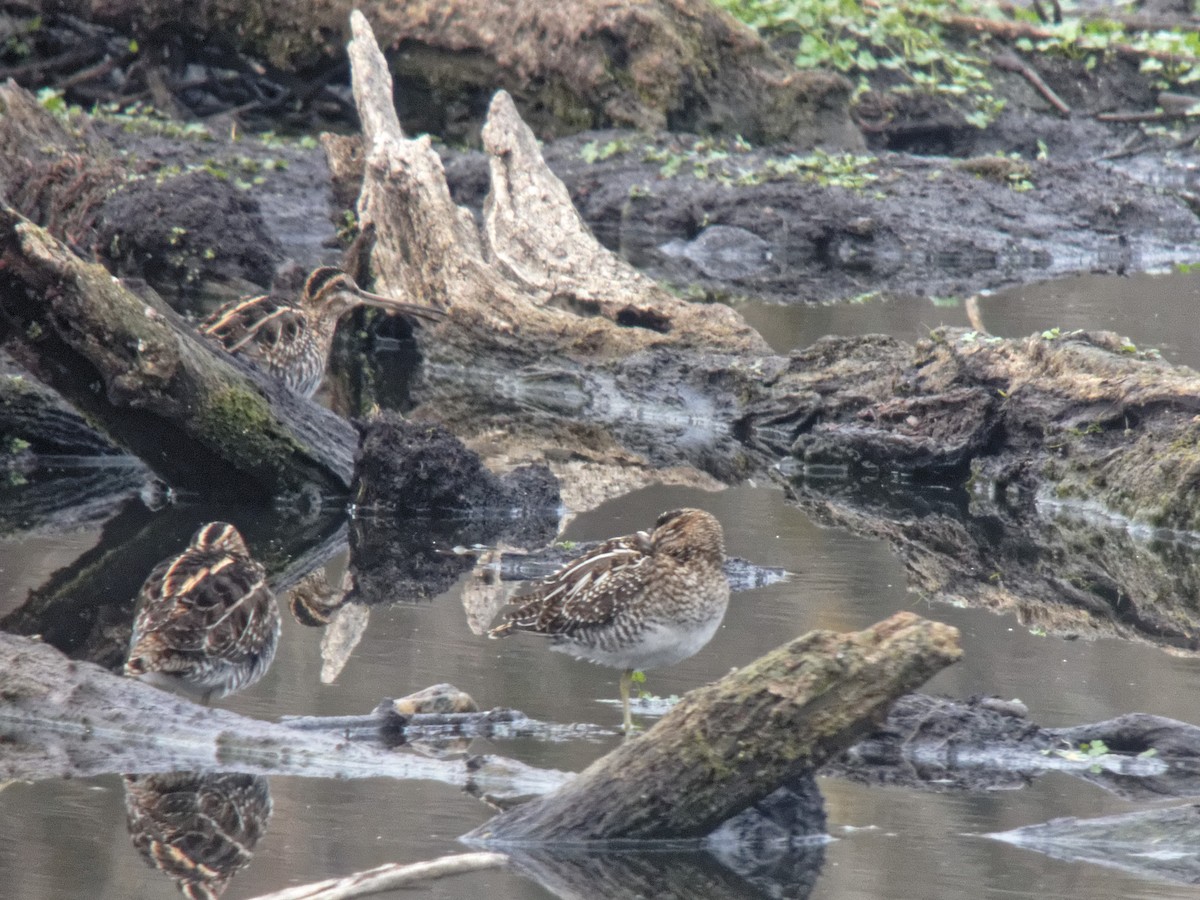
[489,508,729,733]
[125,522,280,702]
[200,266,444,398]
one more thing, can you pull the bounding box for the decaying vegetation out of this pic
[4,0,1200,886]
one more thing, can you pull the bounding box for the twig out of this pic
[245,853,509,900]
[58,52,131,90]
[940,13,1200,70]
[1094,131,1154,162]
[1096,110,1168,123]
[991,50,1071,117]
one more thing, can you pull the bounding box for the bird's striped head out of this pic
[300,266,409,319]
[189,522,249,557]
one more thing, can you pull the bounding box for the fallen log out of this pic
[0,203,356,498]
[0,631,570,803]
[467,611,961,843]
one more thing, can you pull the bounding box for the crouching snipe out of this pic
[489,508,729,733]
[200,266,444,399]
[125,522,280,702]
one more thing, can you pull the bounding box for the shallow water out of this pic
[5,272,1200,899]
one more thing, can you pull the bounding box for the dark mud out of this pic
[350,415,561,604]
[3,3,1197,311]
[90,92,1200,318]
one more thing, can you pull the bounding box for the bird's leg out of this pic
[620,668,634,735]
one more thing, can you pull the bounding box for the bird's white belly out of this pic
[554,612,725,672]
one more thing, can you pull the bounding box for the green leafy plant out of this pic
[712,0,1005,126]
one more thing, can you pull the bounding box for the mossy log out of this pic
[0,613,960,833]
[0,204,356,498]
[467,611,962,843]
[47,0,859,147]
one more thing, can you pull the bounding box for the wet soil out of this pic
[61,29,1200,311]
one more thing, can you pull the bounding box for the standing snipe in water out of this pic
[489,508,729,733]
[199,266,444,398]
[125,522,280,702]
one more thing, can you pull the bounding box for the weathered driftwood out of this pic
[0,613,961,831]
[989,805,1200,886]
[0,203,356,497]
[338,11,767,364]
[246,853,510,900]
[0,632,569,802]
[336,12,1200,535]
[467,611,962,843]
[46,0,859,147]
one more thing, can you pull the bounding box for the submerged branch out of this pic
[246,853,509,900]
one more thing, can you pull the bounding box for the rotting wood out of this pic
[0,612,961,836]
[0,79,120,244]
[6,12,1200,537]
[340,10,770,364]
[467,611,962,843]
[340,12,1200,538]
[0,203,356,498]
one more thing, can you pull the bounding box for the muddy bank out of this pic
[69,110,1200,312]
[6,5,1198,307]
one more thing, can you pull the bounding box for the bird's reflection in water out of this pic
[123,771,271,899]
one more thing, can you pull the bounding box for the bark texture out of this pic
[0,203,356,497]
[468,611,962,842]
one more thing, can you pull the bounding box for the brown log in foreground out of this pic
[467,611,962,843]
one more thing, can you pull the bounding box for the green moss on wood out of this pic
[194,385,307,490]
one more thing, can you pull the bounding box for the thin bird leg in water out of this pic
[621,668,634,735]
